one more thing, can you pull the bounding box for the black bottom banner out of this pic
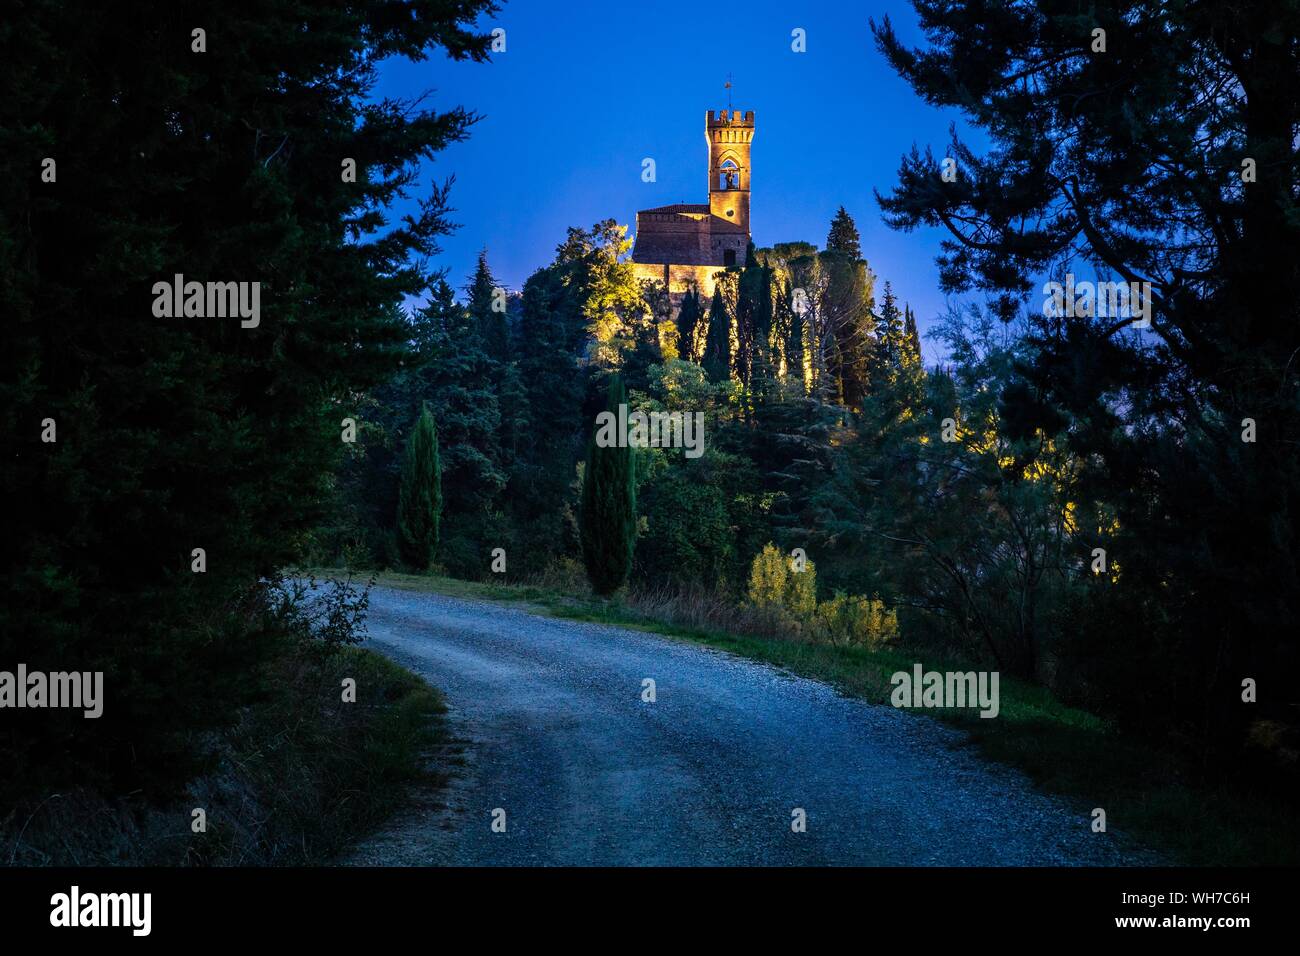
[0,866,1285,941]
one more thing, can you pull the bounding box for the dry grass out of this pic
[625,583,797,641]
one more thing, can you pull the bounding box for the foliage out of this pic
[747,543,788,608]
[702,285,732,383]
[826,205,862,260]
[816,592,899,649]
[397,404,442,570]
[872,0,1300,764]
[0,0,496,800]
[746,541,816,620]
[580,374,637,595]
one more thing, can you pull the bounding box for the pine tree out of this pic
[902,304,924,373]
[702,285,731,383]
[410,278,459,359]
[580,375,637,595]
[826,205,862,260]
[469,249,511,364]
[870,281,905,393]
[622,280,667,394]
[872,0,1300,754]
[397,404,442,570]
[821,243,875,410]
[412,259,508,545]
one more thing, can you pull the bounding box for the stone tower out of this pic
[707,109,754,238]
[630,108,755,304]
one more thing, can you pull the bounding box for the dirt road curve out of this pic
[346,585,1149,866]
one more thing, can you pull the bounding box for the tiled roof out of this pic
[638,203,710,215]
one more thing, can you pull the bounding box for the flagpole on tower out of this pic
[725,73,733,111]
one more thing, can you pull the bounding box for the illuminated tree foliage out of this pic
[702,286,732,383]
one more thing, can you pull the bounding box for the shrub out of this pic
[784,556,818,619]
[816,591,899,649]
[747,541,817,621]
[747,542,788,608]
[746,543,898,649]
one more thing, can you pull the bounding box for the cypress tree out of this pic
[782,277,807,393]
[675,289,702,362]
[397,404,442,570]
[750,266,777,404]
[734,241,763,386]
[580,374,637,595]
[702,286,731,383]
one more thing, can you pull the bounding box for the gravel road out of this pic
[345,584,1151,866]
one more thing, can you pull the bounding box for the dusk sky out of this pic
[374,0,980,358]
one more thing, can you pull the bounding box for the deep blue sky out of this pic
[374,0,975,358]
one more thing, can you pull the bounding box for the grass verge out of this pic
[359,569,1300,867]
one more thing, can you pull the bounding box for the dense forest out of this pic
[313,1,1300,796]
[1,0,502,855]
[317,191,1296,795]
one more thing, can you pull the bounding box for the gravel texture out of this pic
[344,584,1154,866]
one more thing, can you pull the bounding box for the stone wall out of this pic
[631,261,729,310]
[632,210,711,265]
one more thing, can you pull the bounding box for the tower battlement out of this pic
[706,109,755,127]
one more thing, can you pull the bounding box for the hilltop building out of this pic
[631,109,754,303]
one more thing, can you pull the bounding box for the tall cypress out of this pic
[702,286,731,383]
[580,374,637,595]
[781,277,807,393]
[734,241,763,386]
[675,290,702,362]
[397,404,442,570]
[750,266,777,403]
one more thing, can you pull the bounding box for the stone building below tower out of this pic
[631,109,754,303]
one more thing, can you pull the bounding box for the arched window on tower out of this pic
[717,159,740,191]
